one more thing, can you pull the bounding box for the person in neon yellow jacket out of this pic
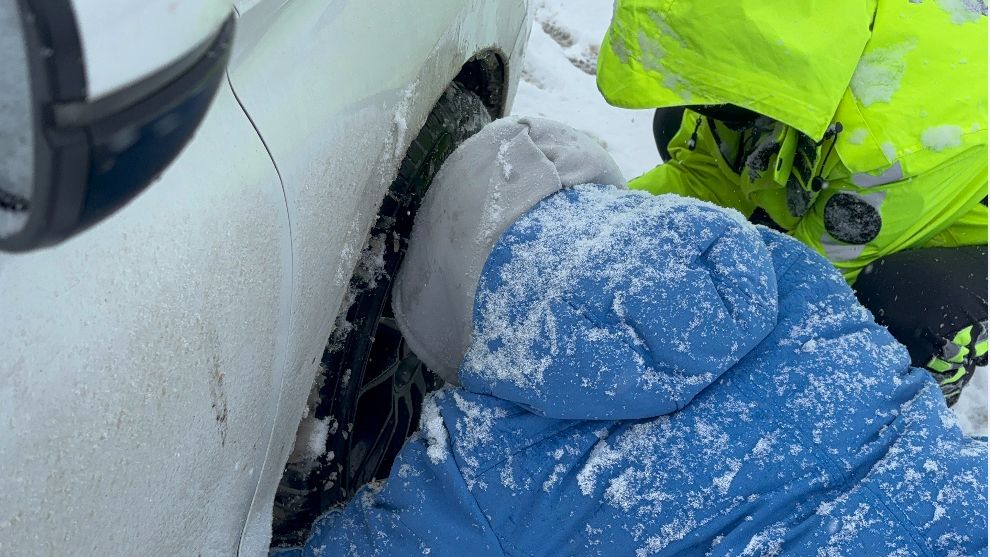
[597,0,987,404]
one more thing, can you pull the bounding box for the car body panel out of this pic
[227,0,528,551]
[0,0,528,554]
[0,81,292,555]
[70,0,233,99]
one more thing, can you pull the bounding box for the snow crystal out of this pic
[327,221,396,355]
[577,439,622,496]
[584,524,604,547]
[358,479,387,509]
[419,390,449,464]
[451,391,508,489]
[353,234,387,289]
[921,125,963,152]
[740,524,787,557]
[288,414,330,464]
[850,41,916,107]
[452,392,507,452]
[478,168,507,243]
[603,467,639,510]
[392,81,418,159]
[820,503,879,555]
[495,141,514,180]
[542,462,568,492]
[396,463,419,479]
[750,434,776,459]
[712,458,741,494]
[500,455,519,490]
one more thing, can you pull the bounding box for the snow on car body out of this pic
[0,0,529,554]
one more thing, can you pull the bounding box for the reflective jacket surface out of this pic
[597,0,988,280]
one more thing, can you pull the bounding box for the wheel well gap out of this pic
[452,50,507,120]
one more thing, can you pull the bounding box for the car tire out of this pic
[271,83,493,547]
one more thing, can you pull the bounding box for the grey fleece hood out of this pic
[393,117,625,382]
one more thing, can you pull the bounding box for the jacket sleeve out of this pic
[748,228,988,555]
[272,430,505,557]
[628,110,757,217]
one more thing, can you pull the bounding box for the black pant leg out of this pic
[854,245,988,404]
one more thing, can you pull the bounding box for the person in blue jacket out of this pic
[275,118,988,557]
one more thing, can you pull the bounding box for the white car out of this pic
[0,0,529,554]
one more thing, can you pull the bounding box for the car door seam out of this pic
[226,72,292,241]
[226,69,297,555]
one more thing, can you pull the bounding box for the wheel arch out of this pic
[452,49,509,120]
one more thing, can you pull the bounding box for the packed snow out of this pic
[512,0,987,436]
[921,125,965,152]
[288,411,331,466]
[849,41,915,108]
[421,387,451,464]
[511,0,657,179]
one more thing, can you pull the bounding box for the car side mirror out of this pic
[0,1,234,252]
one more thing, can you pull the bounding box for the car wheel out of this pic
[272,83,492,547]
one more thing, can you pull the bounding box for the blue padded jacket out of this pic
[276,185,987,557]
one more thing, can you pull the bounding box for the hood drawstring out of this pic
[811,122,843,192]
[686,117,703,150]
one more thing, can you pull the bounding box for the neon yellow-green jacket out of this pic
[597,0,988,282]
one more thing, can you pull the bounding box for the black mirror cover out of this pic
[0,0,234,253]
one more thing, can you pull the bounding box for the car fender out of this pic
[226,0,528,553]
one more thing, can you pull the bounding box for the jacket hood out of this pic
[458,185,778,420]
[393,117,625,384]
[596,0,875,140]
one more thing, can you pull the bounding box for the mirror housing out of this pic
[0,1,234,252]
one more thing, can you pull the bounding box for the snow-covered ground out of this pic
[956,366,989,436]
[510,0,657,179]
[511,0,988,437]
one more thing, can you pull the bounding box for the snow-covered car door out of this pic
[225,0,529,550]
[0,77,292,554]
